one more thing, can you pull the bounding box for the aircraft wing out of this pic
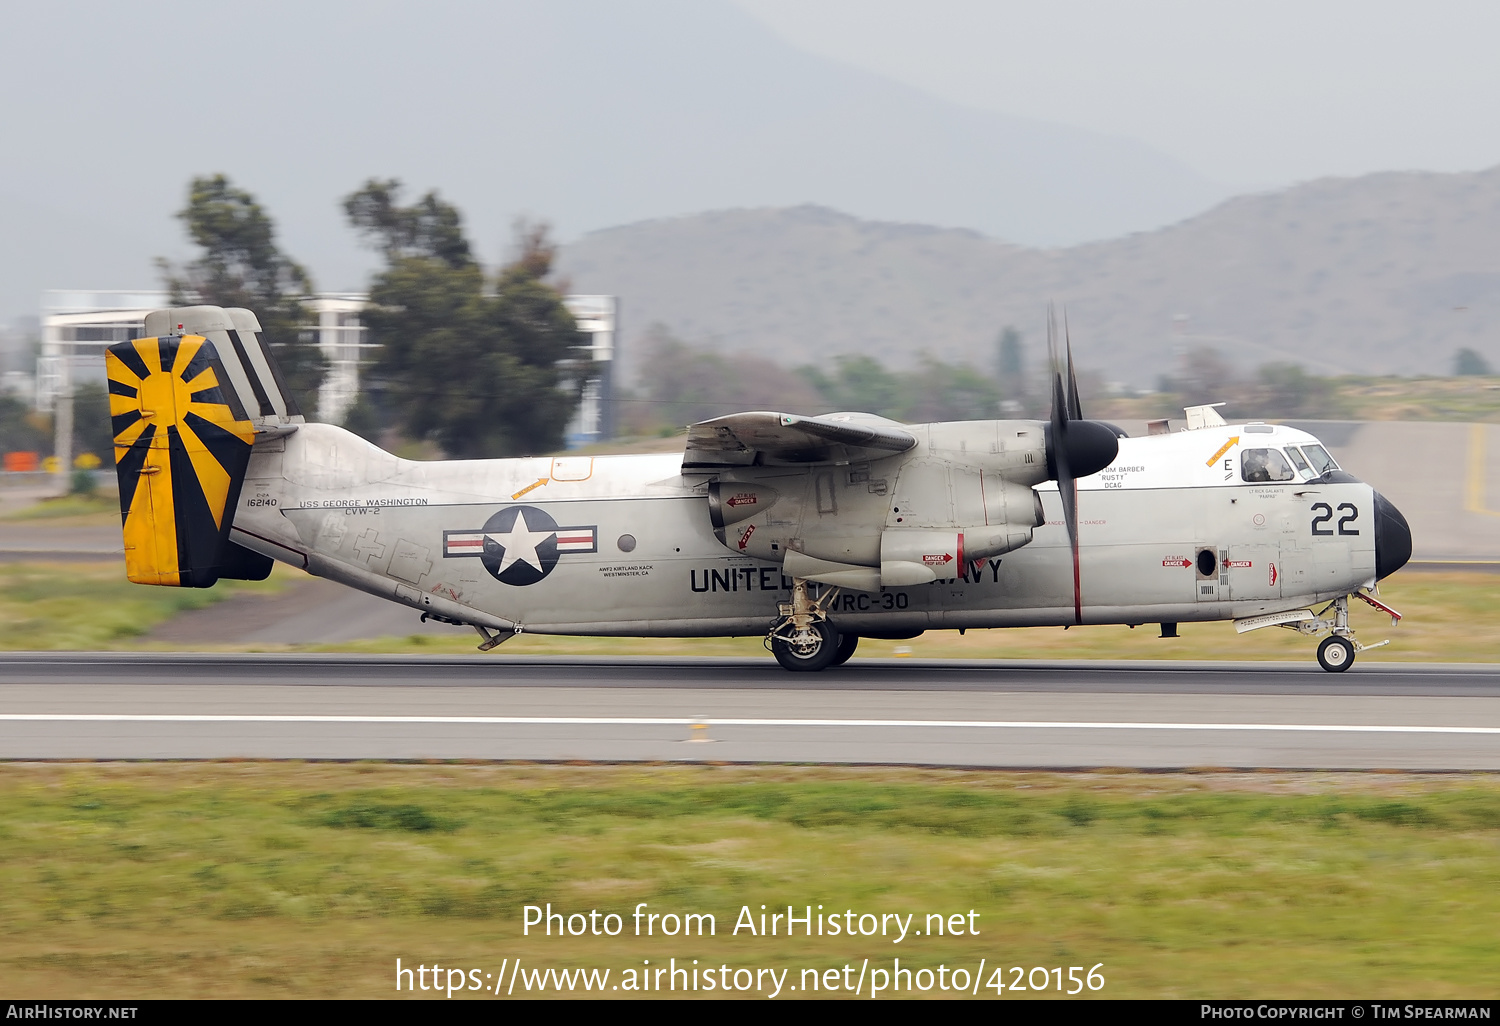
[683,412,917,468]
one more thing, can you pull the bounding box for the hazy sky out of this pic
[5,0,1499,327]
[737,0,1500,188]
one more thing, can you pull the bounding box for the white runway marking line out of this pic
[2,714,1499,735]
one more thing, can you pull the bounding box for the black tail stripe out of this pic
[181,346,213,383]
[202,348,249,423]
[181,411,253,475]
[111,409,143,440]
[252,331,303,417]
[115,424,156,520]
[156,336,180,376]
[227,330,277,417]
[166,424,224,586]
[181,342,249,422]
[108,380,138,398]
[111,344,151,382]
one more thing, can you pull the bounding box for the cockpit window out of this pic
[1301,444,1337,475]
[1241,447,1296,483]
[1283,446,1311,474]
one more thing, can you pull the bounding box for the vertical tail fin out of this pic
[108,306,296,587]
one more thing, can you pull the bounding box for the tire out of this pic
[829,633,859,667]
[1317,635,1355,672]
[771,621,841,672]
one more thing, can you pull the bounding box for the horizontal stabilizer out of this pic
[684,412,916,468]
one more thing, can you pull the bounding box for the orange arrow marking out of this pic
[1205,436,1240,467]
[511,478,549,500]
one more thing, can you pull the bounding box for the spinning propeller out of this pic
[1043,306,1119,623]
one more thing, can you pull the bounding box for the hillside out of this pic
[557,167,1500,387]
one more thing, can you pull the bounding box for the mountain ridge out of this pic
[557,165,1500,386]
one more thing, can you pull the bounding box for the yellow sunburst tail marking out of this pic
[107,334,256,588]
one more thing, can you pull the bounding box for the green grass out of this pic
[0,561,286,649]
[2,494,120,521]
[2,764,1497,998]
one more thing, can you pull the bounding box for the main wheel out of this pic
[829,633,859,667]
[771,621,841,672]
[1317,635,1355,672]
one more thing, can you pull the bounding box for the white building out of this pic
[37,290,617,463]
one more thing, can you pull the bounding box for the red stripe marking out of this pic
[1072,482,1082,625]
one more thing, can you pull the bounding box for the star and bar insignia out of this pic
[444,505,596,586]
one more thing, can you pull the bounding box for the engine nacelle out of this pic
[707,481,780,535]
[880,526,1033,587]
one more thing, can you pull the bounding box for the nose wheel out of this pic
[1291,595,1390,672]
[1317,635,1355,672]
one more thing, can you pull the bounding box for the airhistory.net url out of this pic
[395,957,1107,998]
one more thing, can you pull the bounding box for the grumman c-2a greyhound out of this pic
[107,306,1413,673]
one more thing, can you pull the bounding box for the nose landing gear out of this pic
[1297,594,1394,673]
[1239,593,1398,673]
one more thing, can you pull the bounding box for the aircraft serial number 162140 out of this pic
[107,306,1412,673]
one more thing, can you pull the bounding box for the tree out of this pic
[800,354,907,419]
[1454,348,1493,376]
[905,358,1002,423]
[0,394,49,455]
[994,325,1034,410]
[1252,362,1339,418]
[159,174,325,413]
[340,392,386,446]
[636,325,824,433]
[71,383,113,464]
[346,181,582,457]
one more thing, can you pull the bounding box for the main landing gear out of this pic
[766,577,849,672]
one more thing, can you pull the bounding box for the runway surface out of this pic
[2,653,1498,769]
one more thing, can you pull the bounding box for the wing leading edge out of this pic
[683,412,917,468]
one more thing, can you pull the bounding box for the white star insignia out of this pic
[486,509,556,574]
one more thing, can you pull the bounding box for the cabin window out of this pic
[1240,448,1295,483]
[1283,446,1311,474]
[1301,444,1338,476]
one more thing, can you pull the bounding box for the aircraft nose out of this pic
[1373,490,1412,580]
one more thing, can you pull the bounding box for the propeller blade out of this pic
[1061,464,1082,625]
[1043,303,1105,624]
[1045,303,1059,398]
[1064,309,1083,421]
[1046,355,1082,624]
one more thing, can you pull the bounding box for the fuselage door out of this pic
[1224,544,1281,601]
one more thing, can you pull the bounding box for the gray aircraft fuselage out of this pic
[226,420,1406,640]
